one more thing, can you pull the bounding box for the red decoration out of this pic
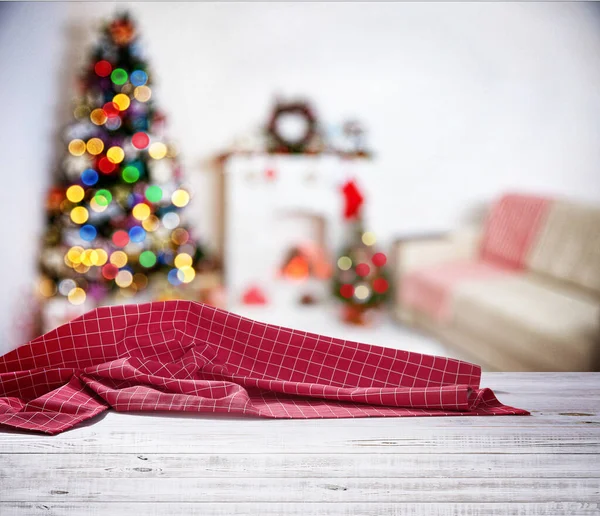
[94,60,112,77]
[265,168,277,181]
[132,132,150,149]
[242,286,267,305]
[372,252,387,267]
[340,284,354,298]
[103,102,120,117]
[355,263,370,277]
[373,278,389,294]
[109,17,135,46]
[112,230,130,247]
[341,179,364,220]
[98,157,116,174]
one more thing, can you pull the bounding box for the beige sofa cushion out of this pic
[527,200,600,296]
[451,274,600,371]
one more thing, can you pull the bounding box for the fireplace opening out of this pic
[279,243,332,281]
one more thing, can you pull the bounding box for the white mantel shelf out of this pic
[1,373,599,515]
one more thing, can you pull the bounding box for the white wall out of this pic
[1,2,600,352]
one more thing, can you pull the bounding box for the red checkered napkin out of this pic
[0,301,528,434]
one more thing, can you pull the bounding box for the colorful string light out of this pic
[70,206,89,224]
[132,203,151,221]
[111,68,128,85]
[145,185,162,203]
[81,168,99,186]
[122,165,140,183]
[139,250,157,268]
[171,189,190,208]
[134,85,151,102]
[66,185,85,203]
[113,93,131,111]
[130,70,148,86]
[95,60,112,77]
[148,142,167,159]
[106,146,125,164]
[68,139,86,156]
[86,138,104,155]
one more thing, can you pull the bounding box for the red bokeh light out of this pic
[112,230,130,247]
[102,264,119,280]
[372,252,387,267]
[356,263,370,277]
[373,278,389,294]
[98,157,116,174]
[132,132,150,149]
[103,102,120,117]
[340,284,354,298]
[94,60,112,77]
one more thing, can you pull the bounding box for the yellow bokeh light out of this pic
[148,142,167,160]
[90,197,108,213]
[132,203,151,221]
[354,285,370,300]
[110,251,128,268]
[142,215,160,232]
[171,189,190,208]
[86,138,104,155]
[113,93,131,111]
[68,139,86,156]
[80,249,98,267]
[177,267,196,284]
[337,256,352,271]
[70,206,89,224]
[106,146,125,164]
[174,253,193,269]
[362,232,377,246]
[134,85,152,102]
[66,185,85,203]
[93,248,108,266]
[67,246,84,264]
[68,287,86,305]
[90,108,107,125]
[39,278,57,298]
[115,270,133,288]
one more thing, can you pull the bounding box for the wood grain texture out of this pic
[0,372,598,516]
[1,502,600,516]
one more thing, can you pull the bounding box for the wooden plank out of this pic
[1,477,599,503]
[1,419,598,454]
[2,452,599,479]
[1,502,599,516]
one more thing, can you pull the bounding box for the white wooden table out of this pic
[1,373,599,515]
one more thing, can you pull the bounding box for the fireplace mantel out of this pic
[223,154,372,308]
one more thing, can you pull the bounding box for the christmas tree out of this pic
[38,13,206,307]
[332,180,390,324]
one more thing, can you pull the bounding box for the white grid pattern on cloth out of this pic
[0,301,528,434]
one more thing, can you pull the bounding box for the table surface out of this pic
[0,372,599,515]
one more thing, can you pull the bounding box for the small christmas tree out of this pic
[38,13,206,307]
[332,179,390,324]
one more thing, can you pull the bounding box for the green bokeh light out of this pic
[139,250,157,268]
[95,189,112,206]
[111,68,128,85]
[122,165,140,183]
[145,185,163,203]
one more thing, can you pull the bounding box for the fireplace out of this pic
[223,154,370,308]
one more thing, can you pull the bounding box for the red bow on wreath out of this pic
[341,179,364,220]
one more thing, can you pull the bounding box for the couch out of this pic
[392,193,600,372]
